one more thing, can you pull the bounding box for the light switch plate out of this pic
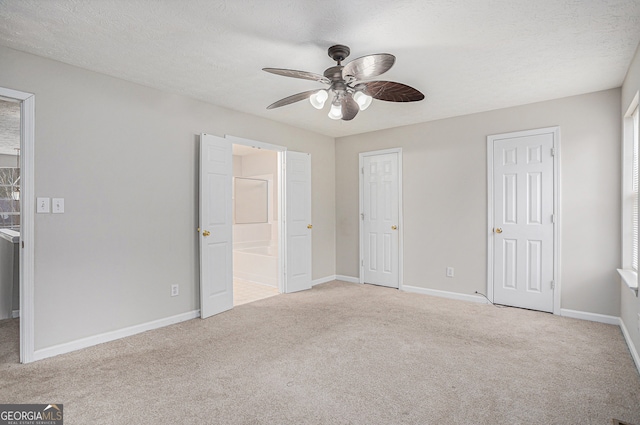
[52,198,64,213]
[36,197,50,213]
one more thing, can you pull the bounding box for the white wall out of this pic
[336,89,621,316]
[620,42,640,363]
[0,45,336,350]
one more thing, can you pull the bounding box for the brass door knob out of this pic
[495,228,502,234]
[307,224,313,229]
[203,230,211,237]
[391,225,398,230]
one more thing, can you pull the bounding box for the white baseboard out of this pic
[312,275,336,286]
[559,308,620,325]
[11,309,19,318]
[33,310,200,362]
[335,275,360,284]
[402,285,488,304]
[620,318,640,376]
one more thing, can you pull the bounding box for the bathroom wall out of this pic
[233,150,278,247]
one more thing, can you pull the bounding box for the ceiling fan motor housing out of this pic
[328,45,350,64]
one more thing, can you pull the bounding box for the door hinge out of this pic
[361,167,364,174]
[361,259,364,266]
[551,147,555,156]
[550,280,555,290]
[551,214,555,223]
[361,213,365,220]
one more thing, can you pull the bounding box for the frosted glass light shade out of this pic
[354,91,373,110]
[328,102,342,120]
[309,90,328,109]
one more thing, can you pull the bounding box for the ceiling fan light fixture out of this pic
[263,44,424,121]
[353,91,373,111]
[309,89,328,109]
[328,100,343,120]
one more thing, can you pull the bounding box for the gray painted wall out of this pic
[620,43,640,363]
[0,45,336,350]
[336,88,621,317]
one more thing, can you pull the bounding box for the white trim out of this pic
[617,268,639,294]
[358,148,403,288]
[335,275,360,284]
[620,317,640,375]
[402,285,489,304]
[11,310,19,318]
[487,126,561,315]
[224,135,287,153]
[33,310,200,362]
[559,308,620,325]
[312,275,335,286]
[0,87,35,364]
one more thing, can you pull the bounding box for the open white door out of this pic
[284,151,312,293]
[199,134,233,318]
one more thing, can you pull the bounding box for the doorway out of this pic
[0,99,21,321]
[231,144,280,306]
[0,87,35,363]
[487,127,560,313]
[198,134,313,319]
[359,148,403,289]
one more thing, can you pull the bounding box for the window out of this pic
[620,93,640,293]
[0,166,20,229]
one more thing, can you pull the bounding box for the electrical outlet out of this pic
[446,267,454,278]
[171,284,179,297]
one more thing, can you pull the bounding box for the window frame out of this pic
[620,91,640,293]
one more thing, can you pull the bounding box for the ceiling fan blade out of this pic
[342,54,395,81]
[341,95,359,121]
[361,81,425,102]
[263,68,330,84]
[266,90,319,109]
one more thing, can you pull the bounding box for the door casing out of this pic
[359,148,403,289]
[487,126,561,314]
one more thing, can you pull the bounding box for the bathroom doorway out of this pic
[0,99,21,322]
[0,86,35,364]
[231,144,280,306]
[199,133,312,318]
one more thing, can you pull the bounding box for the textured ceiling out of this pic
[0,0,639,138]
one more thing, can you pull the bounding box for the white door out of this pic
[362,152,400,288]
[284,151,312,293]
[199,134,233,318]
[491,131,555,312]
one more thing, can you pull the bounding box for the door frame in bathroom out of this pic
[0,86,35,363]
[225,135,286,294]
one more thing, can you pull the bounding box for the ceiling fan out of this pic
[263,44,425,121]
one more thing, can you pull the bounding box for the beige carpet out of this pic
[1,281,639,424]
